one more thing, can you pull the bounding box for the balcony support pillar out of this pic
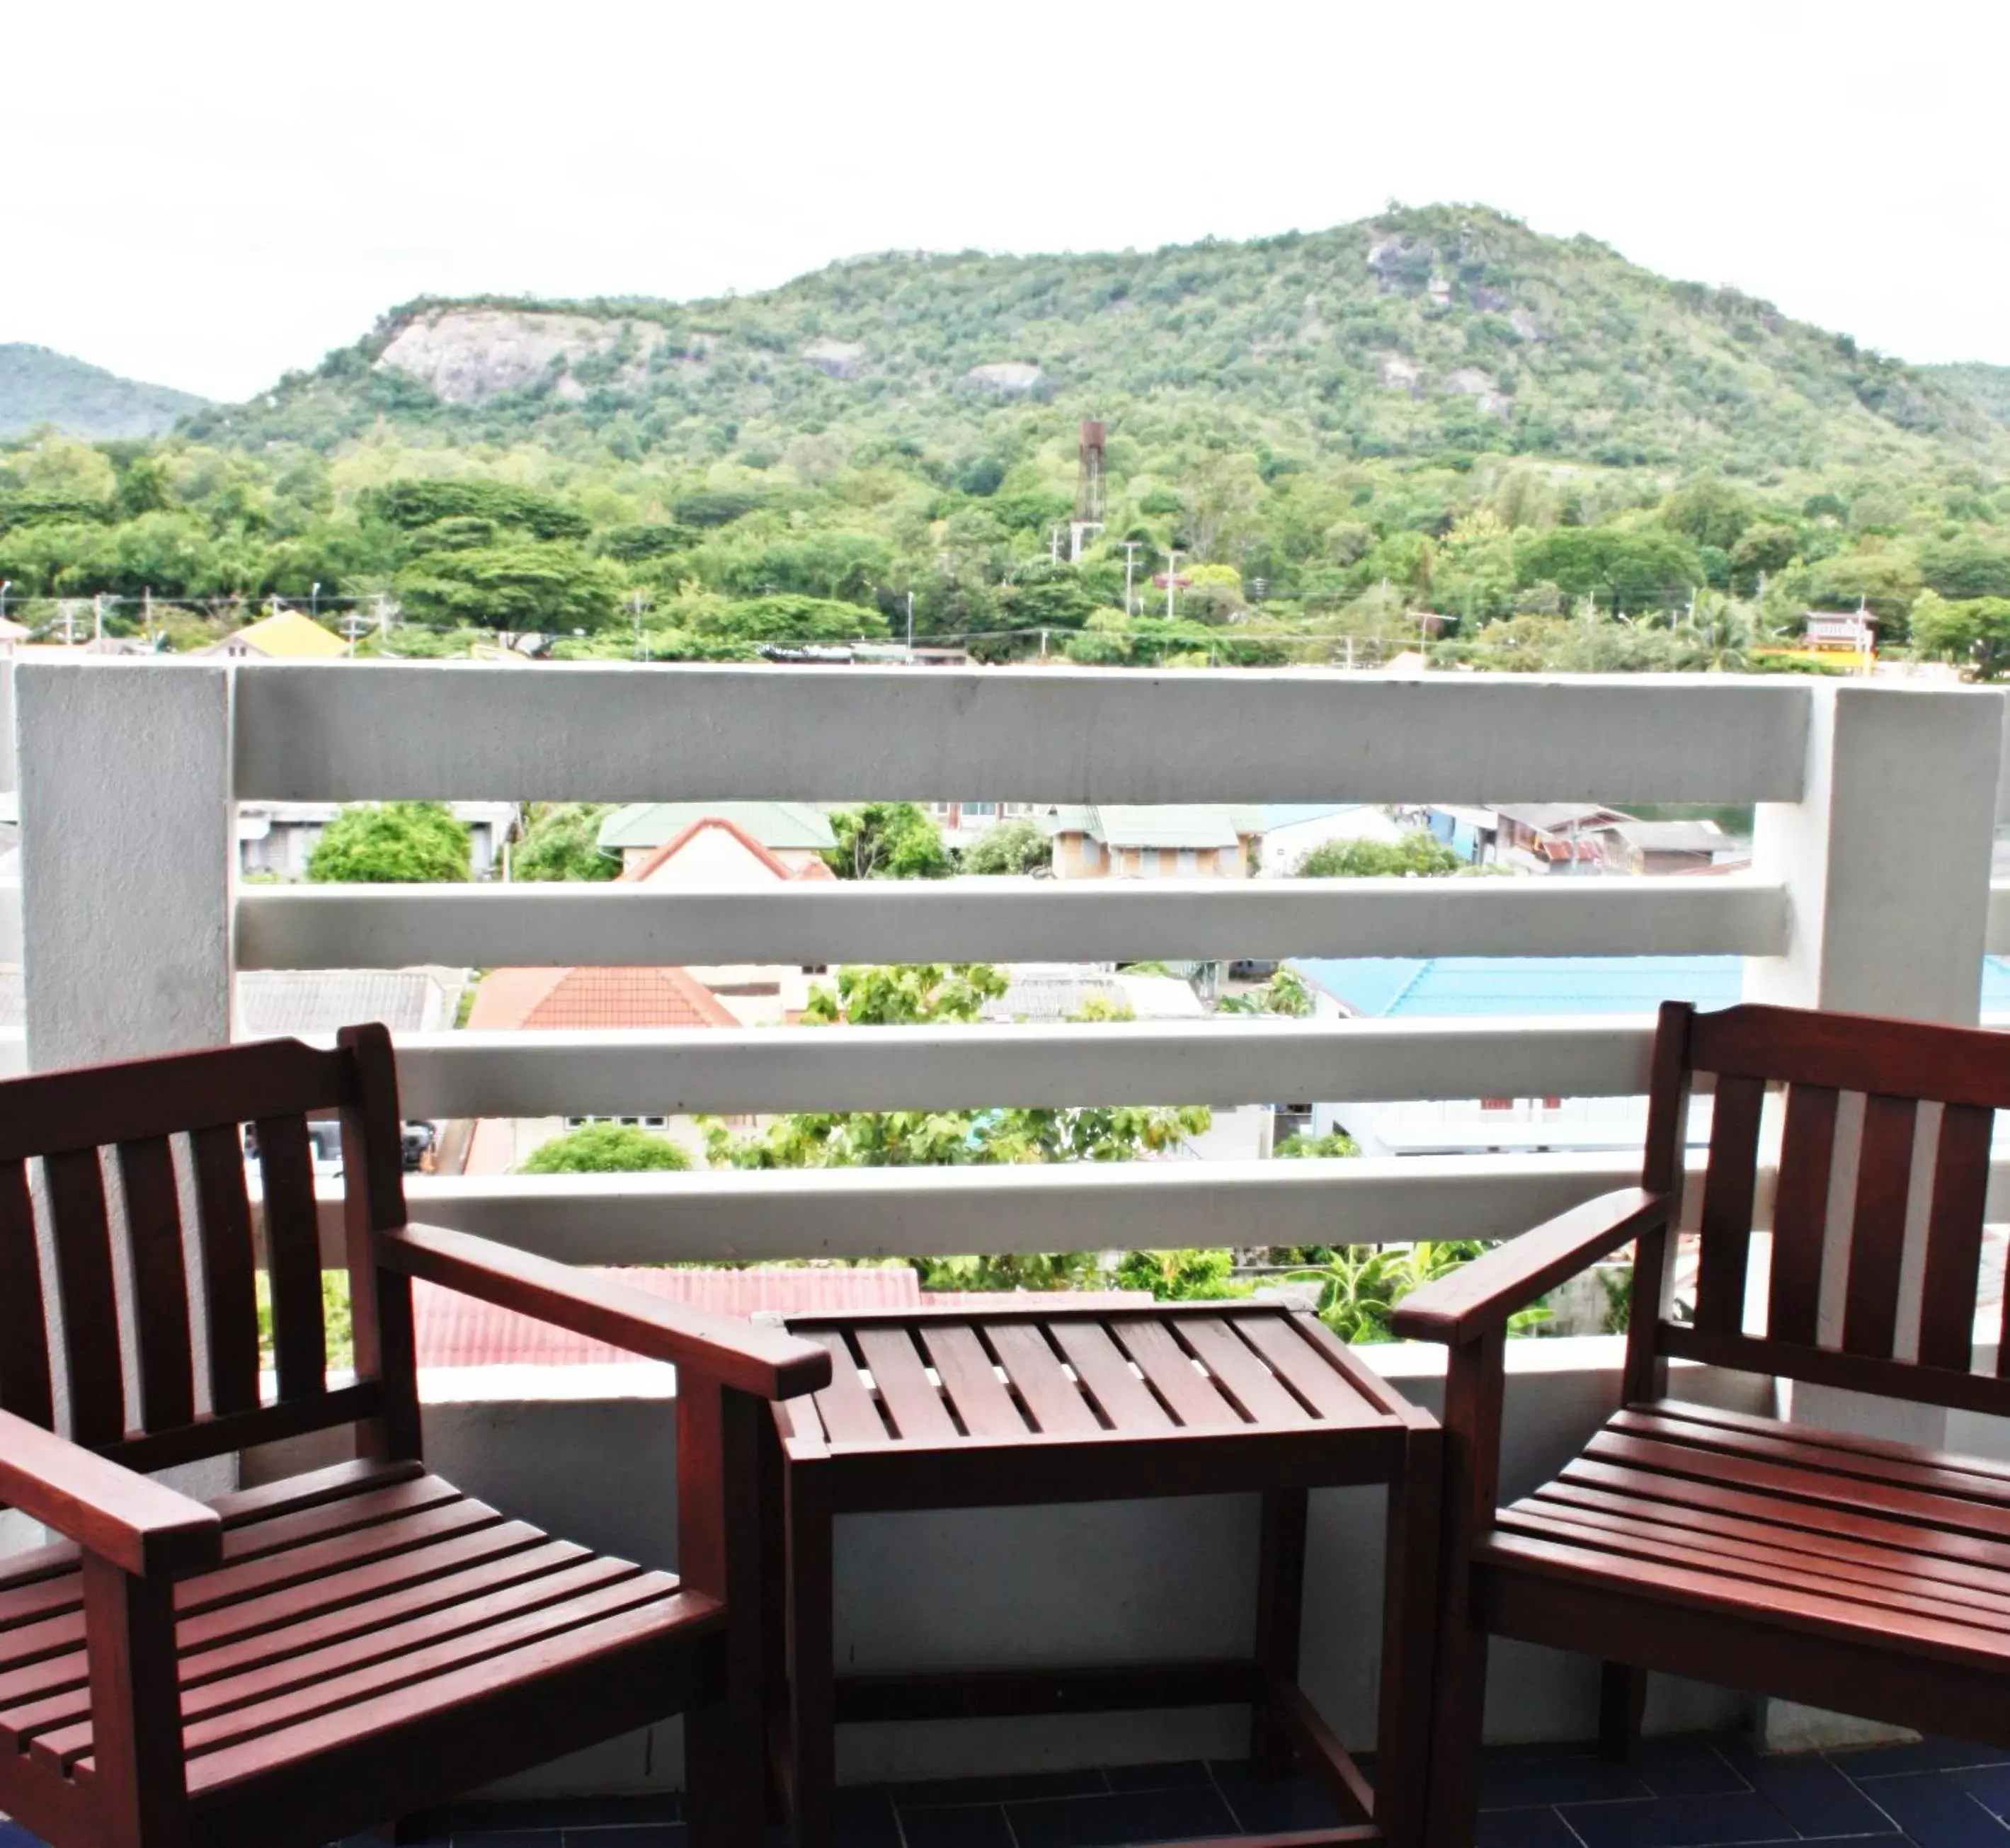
[17,661,236,1069]
[1746,681,2004,1750]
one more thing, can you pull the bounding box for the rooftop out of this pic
[598,799,835,852]
[1042,803,1262,849]
[464,964,738,1030]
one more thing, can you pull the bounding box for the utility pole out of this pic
[375,592,392,638]
[93,593,104,643]
[632,591,646,662]
[1119,541,1141,617]
[1049,525,1062,566]
[1165,549,1181,620]
[342,610,368,655]
[906,590,915,653]
[310,582,321,621]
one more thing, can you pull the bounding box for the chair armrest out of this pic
[1389,1188,1671,1347]
[0,1409,222,1578]
[378,1221,833,1401]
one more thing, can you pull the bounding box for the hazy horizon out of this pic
[11,0,2006,401]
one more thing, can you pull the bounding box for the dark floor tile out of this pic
[1474,1810,1582,1848]
[1007,1786,1240,1848]
[1633,1738,1750,1798]
[1859,1773,2010,1846]
[1478,1750,1652,1810]
[1834,1738,2010,1780]
[450,1832,566,1848]
[0,1829,43,1848]
[895,1806,1015,1848]
[1719,1747,1896,1838]
[1205,1762,1345,1834]
[889,1769,1107,1807]
[835,1787,903,1848]
[1099,1762,1213,1793]
[426,1796,680,1834]
[1557,1792,1800,1848]
[561,1830,683,1848]
[1955,1766,2010,1821]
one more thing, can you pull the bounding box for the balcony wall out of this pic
[9,661,2010,1789]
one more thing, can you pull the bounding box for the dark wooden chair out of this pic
[0,1025,830,1848]
[1393,1000,2010,1848]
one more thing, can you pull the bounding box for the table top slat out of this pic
[854,1327,959,1444]
[1175,1318,1313,1427]
[985,1323,1103,1436]
[1110,1318,1245,1429]
[804,1330,893,1446]
[1230,1313,1385,1426]
[917,1325,1029,1439]
[1046,1322,1177,1435]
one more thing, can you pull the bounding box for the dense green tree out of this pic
[1911,591,2010,680]
[700,593,888,644]
[361,479,590,540]
[1296,832,1463,877]
[961,818,1052,874]
[520,1122,692,1173]
[513,802,619,881]
[307,802,472,883]
[825,802,952,879]
[1920,537,2010,603]
[394,541,623,634]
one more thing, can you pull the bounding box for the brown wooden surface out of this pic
[1766,1083,1839,1348]
[1841,1093,1918,1359]
[0,1027,787,1848]
[1922,1103,1993,1371]
[775,1302,1427,1848]
[1692,1072,1763,1335]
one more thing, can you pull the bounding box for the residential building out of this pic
[1487,802,1631,873]
[462,964,740,1173]
[598,800,835,875]
[1804,608,1879,656]
[1597,817,1730,874]
[1040,804,1262,879]
[1255,803,1405,876]
[926,799,1045,854]
[204,608,351,659]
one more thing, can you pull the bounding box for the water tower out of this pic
[1070,419,1106,562]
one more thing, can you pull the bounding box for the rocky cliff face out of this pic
[375,309,667,404]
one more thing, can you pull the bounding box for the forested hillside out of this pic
[6,204,2010,673]
[0,346,207,440]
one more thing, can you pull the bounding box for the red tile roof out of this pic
[466,964,738,1031]
[411,1268,1153,1368]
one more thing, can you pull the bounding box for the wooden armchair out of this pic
[0,1025,830,1848]
[1393,1000,2010,1848]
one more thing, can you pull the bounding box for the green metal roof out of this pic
[1039,804,1261,850]
[598,802,837,852]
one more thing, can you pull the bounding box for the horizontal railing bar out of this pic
[338,1153,1650,1263]
[385,1017,1660,1116]
[229,663,1813,804]
[312,1151,2010,1267]
[238,875,1788,969]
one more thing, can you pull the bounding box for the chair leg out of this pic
[787,1460,836,1848]
[1599,1662,1648,1762]
[1422,1615,1489,1848]
[1250,1486,1309,1776]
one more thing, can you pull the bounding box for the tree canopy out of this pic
[1296,832,1464,877]
[512,802,619,881]
[520,1122,693,1173]
[824,803,952,880]
[306,802,471,883]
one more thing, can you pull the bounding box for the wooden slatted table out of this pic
[763,1301,1440,1848]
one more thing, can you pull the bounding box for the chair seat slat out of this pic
[116,1137,195,1432]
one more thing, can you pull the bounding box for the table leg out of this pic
[1378,1426,1444,1848]
[787,1458,836,1848]
[1250,1485,1309,1775]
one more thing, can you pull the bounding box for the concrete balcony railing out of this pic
[10,660,2010,1786]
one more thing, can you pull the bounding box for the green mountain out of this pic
[0,345,207,440]
[1927,363,2010,430]
[190,204,2003,476]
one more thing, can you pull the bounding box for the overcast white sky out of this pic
[8,0,2004,401]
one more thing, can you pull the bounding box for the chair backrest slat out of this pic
[115,1136,195,1430]
[1840,1093,1919,1359]
[1919,1103,1993,1371]
[1766,1083,1838,1347]
[253,1114,326,1402]
[1643,1003,2010,1418]
[188,1123,261,1417]
[0,1031,417,1476]
[43,1148,125,1446]
[1693,1072,1764,1335]
[0,1158,52,1427]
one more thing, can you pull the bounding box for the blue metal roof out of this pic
[1294,954,2010,1018]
